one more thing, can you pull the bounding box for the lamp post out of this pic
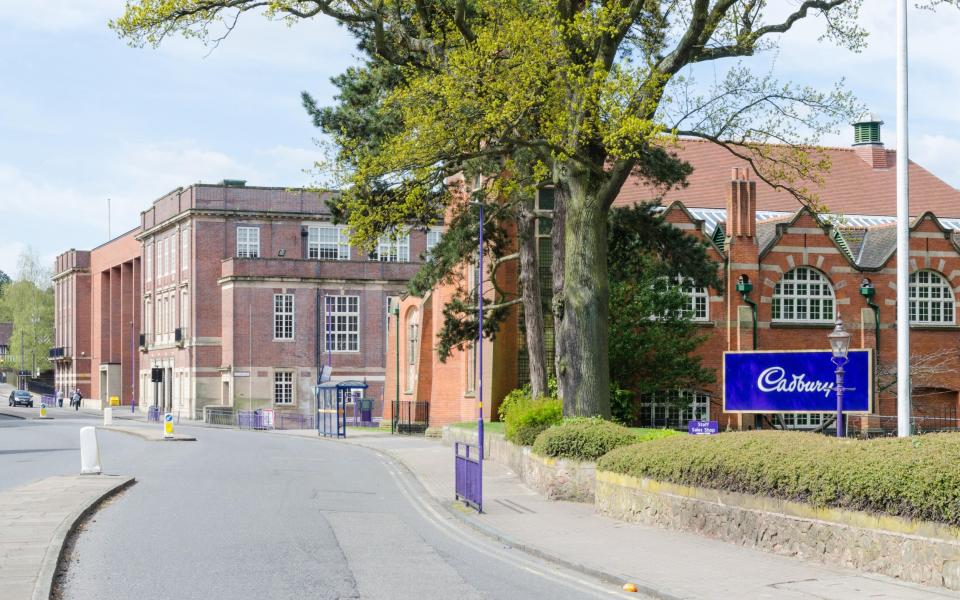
[828,317,851,438]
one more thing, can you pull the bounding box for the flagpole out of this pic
[896,0,911,437]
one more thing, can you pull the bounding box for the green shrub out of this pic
[532,418,635,461]
[597,430,960,526]
[499,387,562,446]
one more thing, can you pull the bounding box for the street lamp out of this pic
[828,317,851,438]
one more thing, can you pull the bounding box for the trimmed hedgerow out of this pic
[597,430,960,526]
[532,418,679,462]
[499,388,562,446]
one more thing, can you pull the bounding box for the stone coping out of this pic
[596,471,960,544]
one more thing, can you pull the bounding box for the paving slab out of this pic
[0,474,134,600]
[274,428,960,600]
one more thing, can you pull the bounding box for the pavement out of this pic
[275,426,960,600]
[98,424,196,441]
[0,474,134,600]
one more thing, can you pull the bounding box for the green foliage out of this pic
[598,431,960,526]
[499,386,562,446]
[532,418,635,462]
[0,279,54,373]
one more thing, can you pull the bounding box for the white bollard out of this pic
[103,407,113,426]
[80,426,102,475]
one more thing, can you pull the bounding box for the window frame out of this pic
[181,227,190,272]
[324,295,360,353]
[237,226,261,259]
[370,233,410,262]
[273,370,294,405]
[639,390,710,430]
[909,269,956,325]
[771,266,836,323]
[273,293,295,341]
[425,228,444,258]
[308,224,351,261]
[145,242,153,282]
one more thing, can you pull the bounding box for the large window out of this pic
[237,226,260,258]
[910,270,955,324]
[639,390,709,429]
[273,294,294,340]
[273,371,294,404]
[324,295,359,352]
[308,225,350,260]
[145,242,153,282]
[426,228,444,258]
[371,233,410,262]
[180,289,189,336]
[772,267,835,323]
[181,228,190,272]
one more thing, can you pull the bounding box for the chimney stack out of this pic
[852,112,889,169]
[726,167,757,240]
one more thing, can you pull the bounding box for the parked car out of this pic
[8,390,33,408]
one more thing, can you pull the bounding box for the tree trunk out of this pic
[551,177,567,399]
[517,201,548,398]
[555,164,611,418]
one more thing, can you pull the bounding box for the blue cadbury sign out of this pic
[724,349,872,413]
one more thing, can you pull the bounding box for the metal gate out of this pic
[396,401,429,434]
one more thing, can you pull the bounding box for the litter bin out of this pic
[359,398,374,423]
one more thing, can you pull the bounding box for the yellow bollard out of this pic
[163,413,174,438]
[110,395,120,407]
[39,403,47,418]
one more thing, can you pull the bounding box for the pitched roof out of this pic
[0,322,11,347]
[615,138,960,217]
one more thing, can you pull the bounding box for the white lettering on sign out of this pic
[757,367,835,397]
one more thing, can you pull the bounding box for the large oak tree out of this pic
[113,1,957,417]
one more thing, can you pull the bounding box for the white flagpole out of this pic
[896,0,911,437]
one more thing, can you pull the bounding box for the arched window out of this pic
[910,270,955,324]
[405,309,420,392]
[772,267,835,323]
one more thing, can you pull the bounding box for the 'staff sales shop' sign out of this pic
[723,349,872,413]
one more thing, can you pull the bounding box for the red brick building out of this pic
[135,182,428,419]
[52,229,142,407]
[392,117,960,432]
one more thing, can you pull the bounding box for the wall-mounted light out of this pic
[278,249,286,257]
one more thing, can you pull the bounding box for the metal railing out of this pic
[396,401,429,435]
[237,410,274,430]
[201,406,236,426]
[276,413,315,430]
[454,442,482,512]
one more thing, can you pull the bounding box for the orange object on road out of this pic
[622,582,638,593]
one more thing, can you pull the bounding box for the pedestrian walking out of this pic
[71,388,82,411]
[56,388,64,408]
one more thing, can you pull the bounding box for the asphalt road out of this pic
[0,409,628,599]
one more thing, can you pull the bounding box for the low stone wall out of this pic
[442,426,595,502]
[595,471,960,590]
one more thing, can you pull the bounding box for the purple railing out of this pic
[40,394,56,407]
[237,410,274,430]
[276,413,315,430]
[147,406,161,422]
[454,442,482,512]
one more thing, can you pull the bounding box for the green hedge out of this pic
[597,431,960,526]
[499,388,562,446]
[532,418,678,461]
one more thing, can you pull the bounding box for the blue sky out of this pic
[0,2,958,278]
